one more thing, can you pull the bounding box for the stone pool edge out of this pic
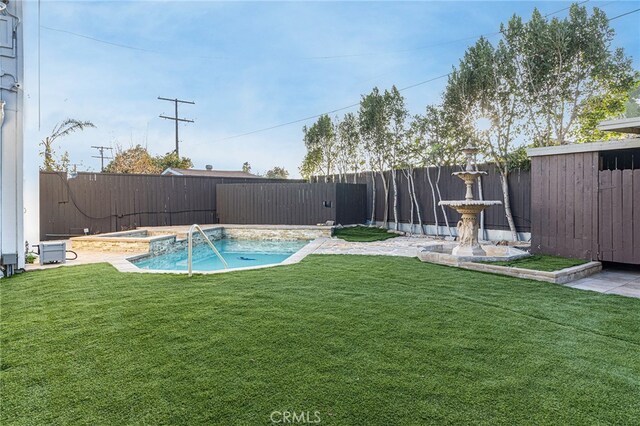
[111,237,328,275]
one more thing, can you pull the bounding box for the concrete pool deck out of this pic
[24,229,639,298]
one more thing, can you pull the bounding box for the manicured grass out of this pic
[2,256,639,425]
[483,254,588,272]
[333,225,399,242]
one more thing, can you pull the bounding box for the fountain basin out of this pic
[439,200,502,212]
[418,242,530,266]
[452,170,487,178]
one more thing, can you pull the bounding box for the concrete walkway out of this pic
[564,268,640,298]
[314,236,432,257]
[24,236,640,299]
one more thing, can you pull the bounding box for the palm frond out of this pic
[50,118,96,141]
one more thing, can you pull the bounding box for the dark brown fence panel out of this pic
[322,164,531,233]
[530,153,599,261]
[336,184,367,225]
[39,172,293,240]
[598,169,640,264]
[216,183,366,225]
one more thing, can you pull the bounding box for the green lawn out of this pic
[483,254,588,272]
[333,225,399,242]
[1,256,639,425]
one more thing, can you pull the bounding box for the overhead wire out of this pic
[37,1,638,142]
[214,1,640,143]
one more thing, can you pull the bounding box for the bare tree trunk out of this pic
[404,170,414,235]
[408,172,424,235]
[435,166,453,237]
[380,171,389,227]
[369,171,376,224]
[353,171,358,184]
[391,169,399,231]
[500,169,518,241]
[425,165,439,237]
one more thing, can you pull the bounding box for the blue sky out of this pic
[22,0,640,239]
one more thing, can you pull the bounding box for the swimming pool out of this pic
[132,239,310,272]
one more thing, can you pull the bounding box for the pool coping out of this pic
[111,237,328,275]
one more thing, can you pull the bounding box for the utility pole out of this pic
[91,145,113,172]
[158,97,194,157]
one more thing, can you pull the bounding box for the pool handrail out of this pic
[187,224,228,276]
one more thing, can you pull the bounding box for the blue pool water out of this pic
[132,239,309,272]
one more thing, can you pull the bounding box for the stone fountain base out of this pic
[418,242,530,266]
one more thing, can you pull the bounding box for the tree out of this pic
[502,5,636,146]
[154,151,193,171]
[242,162,252,173]
[445,36,523,241]
[40,118,96,172]
[265,166,289,179]
[624,84,640,118]
[385,86,408,231]
[412,105,457,236]
[335,112,361,182]
[300,114,337,181]
[359,87,391,225]
[105,145,162,174]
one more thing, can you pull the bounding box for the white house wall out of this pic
[0,0,24,273]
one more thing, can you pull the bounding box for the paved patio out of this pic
[314,236,429,257]
[24,235,640,299]
[564,268,640,298]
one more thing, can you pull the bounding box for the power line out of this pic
[91,145,113,172]
[37,0,604,62]
[608,7,640,20]
[543,0,590,17]
[212,73,452,142]
[212,3,639,143]
[158,97,195,157]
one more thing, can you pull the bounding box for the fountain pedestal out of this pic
[438,146,502,257]
[440,202,501,256]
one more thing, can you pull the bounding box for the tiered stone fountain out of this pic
[439,146,501,257]
[418,145,529,265]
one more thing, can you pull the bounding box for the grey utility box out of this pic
[39,242,66,265]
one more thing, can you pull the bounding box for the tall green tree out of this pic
[385,86,408,231]
[411,106,457,236]
[335,112,362,183]
[502,4,636,145]
[445,36,523,240]
[40,119,96,172]
[359,87,391,225]
[624,84,640,118]
[300,114,337,181]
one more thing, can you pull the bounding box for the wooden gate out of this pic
[598,169,640,264]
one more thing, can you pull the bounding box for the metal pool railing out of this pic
[187,224,228,276]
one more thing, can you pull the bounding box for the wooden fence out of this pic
[39,172,292,240]
[320,164,531,233]
[597,169,640,264]
[530,152,640,264]
[216,183,367,225]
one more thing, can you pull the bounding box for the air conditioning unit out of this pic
[39,242,66,265]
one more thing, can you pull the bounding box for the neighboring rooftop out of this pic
[528,117,640,157]
[161,167,261,178]
[527,138,640,157]
[597,117,640,134]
